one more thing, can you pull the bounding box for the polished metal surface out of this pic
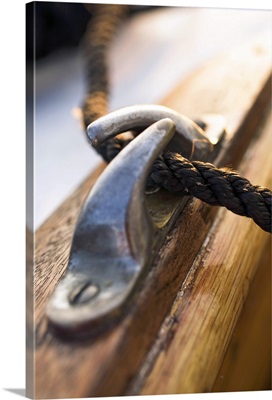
[47,109,226,337]
[87,104,214,160]
[47,119,175,335]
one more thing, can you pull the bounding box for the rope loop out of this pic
[81,5,272,233]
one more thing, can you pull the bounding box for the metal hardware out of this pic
[46,107,226,337]
[87,104,224,161]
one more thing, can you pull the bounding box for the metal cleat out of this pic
[47,107,226,338]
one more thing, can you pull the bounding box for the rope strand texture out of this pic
[81,5,272,233]
[82,4,129,128]
[150,153,272,233]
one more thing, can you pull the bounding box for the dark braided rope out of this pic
[81,4,130,162]
[82,4,129,125]
[81,5,272,233]
[150,153,272,233]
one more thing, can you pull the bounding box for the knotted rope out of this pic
[81,5,271,233]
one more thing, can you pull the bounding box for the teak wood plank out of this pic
[30,33,271,399]
[138,112,272,395]
[212,238,271,392]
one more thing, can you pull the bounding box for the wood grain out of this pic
[139,113,272,395]
[29,33,271,399]
[212,238,271,392]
